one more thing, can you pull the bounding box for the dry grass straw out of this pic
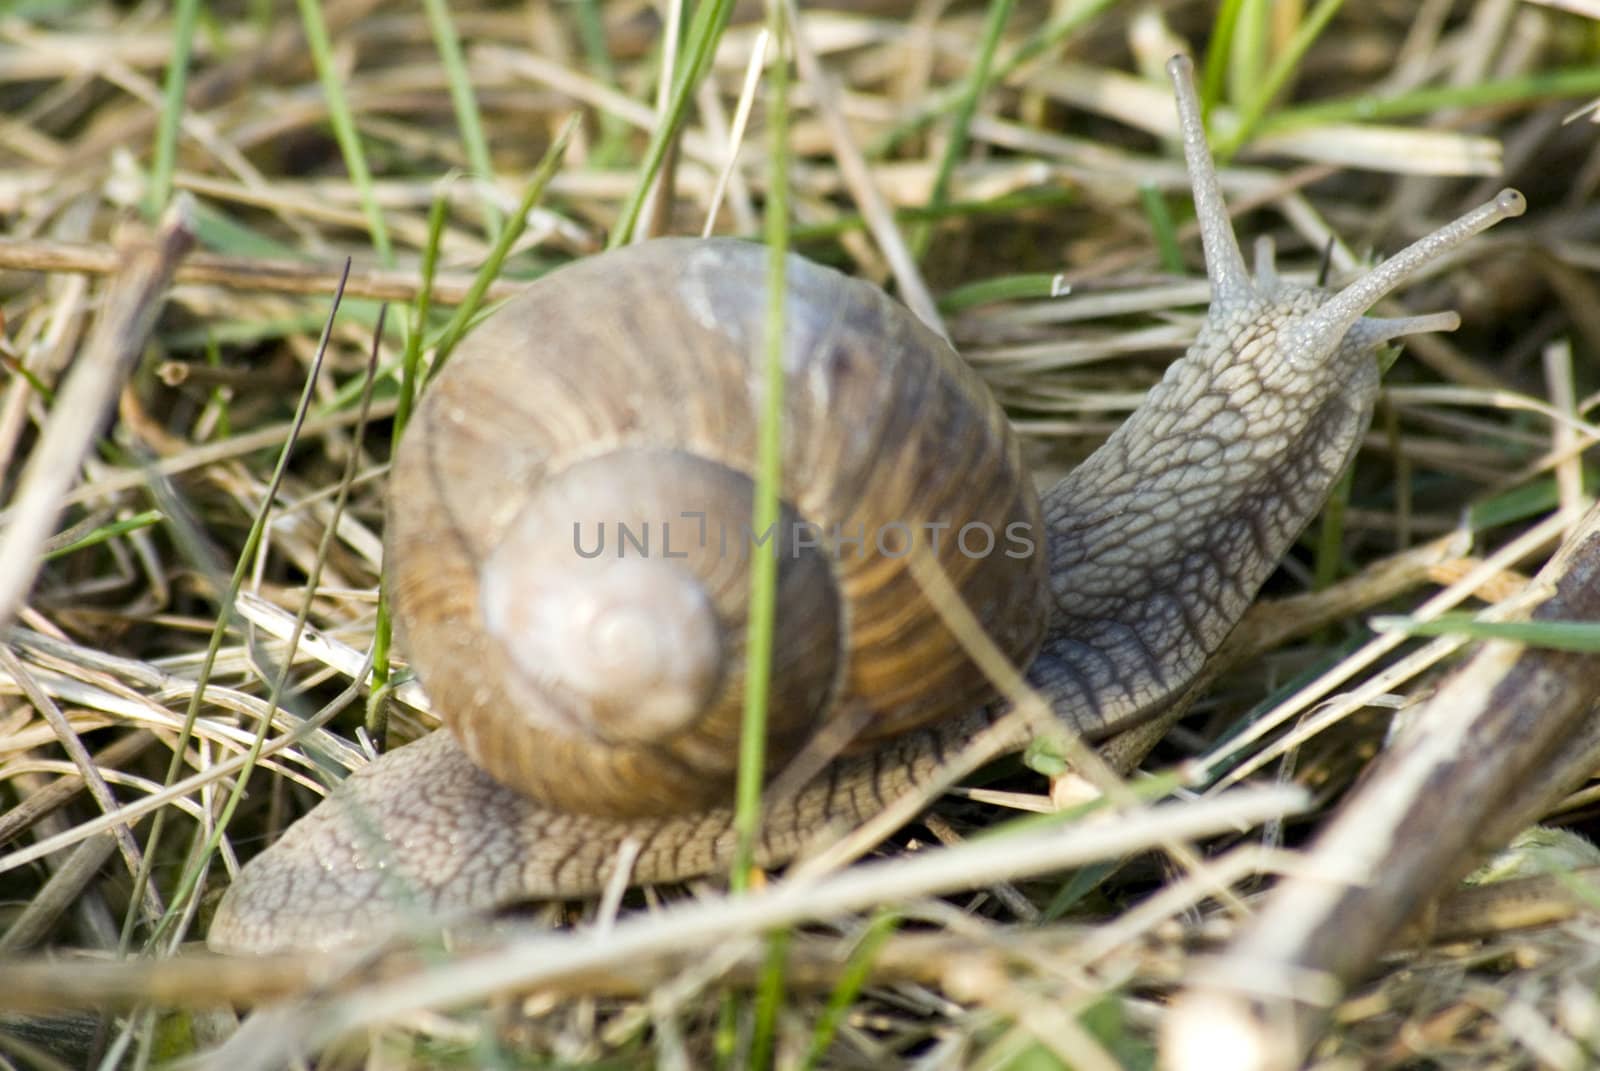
[0,2,1597,1068]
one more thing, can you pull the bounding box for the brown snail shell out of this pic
[386,237,1049,817]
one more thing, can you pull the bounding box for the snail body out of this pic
[208,57,1524,955]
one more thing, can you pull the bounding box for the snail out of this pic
[206,56,1525,955]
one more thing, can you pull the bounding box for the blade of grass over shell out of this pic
[731,0,789,901]
[117,263,352,955]
[294,0,392,265]
[609,0,737,248]
[909,0,1015,260]
[144,0,200,218]
[427,115,578,377]
[1369,614,1600,653]
[722,8,791,1059]
[421,0,501,237]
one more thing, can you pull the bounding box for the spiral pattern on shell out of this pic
[386,237,1049,818]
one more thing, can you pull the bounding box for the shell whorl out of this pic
[386,237,1048,817]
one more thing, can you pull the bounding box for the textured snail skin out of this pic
[207,56,1524,955]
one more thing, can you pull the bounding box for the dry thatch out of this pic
[0,1,1597,1068]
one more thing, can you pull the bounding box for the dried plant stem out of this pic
[0,648,163,925]
[0,832,118,954]
[202,787,1306,1070]
[0,731,157,848]
[9,855,1594,1014]
[1096,530,1467,777]
[0,203,195,634]
[1165,501,1600,1071]
[57,0,385,170]
[0,236,522,305]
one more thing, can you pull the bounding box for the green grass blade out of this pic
[1139,182,1184,273]
[1229,0,1268,109]
[910,0,1016,259]
[731,0,789,896]
[572,0,631,165]
[42,510,164,561]
[801,910,899,1069]
[366,186,451,741]
[1215,0,1346,159]
[610,0,737,247]
[420,0,502,236]
[1,351,53,401]
[1041,861,1120,922]
[868,0,1119,157]
[145,0,200,218]
[294,0,393,265]
[1312,454,1356,590]
[750,928,791,1070]
[1369,613,1600,653]
[1198,0,1246,115]
[1256,64,1600,135]
[202,332,232,439]
[788,188,1075,245]
[396,188,450,443]
[1471,474,1597,532]
[429,115,578,376]
[937,271,1069,313]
